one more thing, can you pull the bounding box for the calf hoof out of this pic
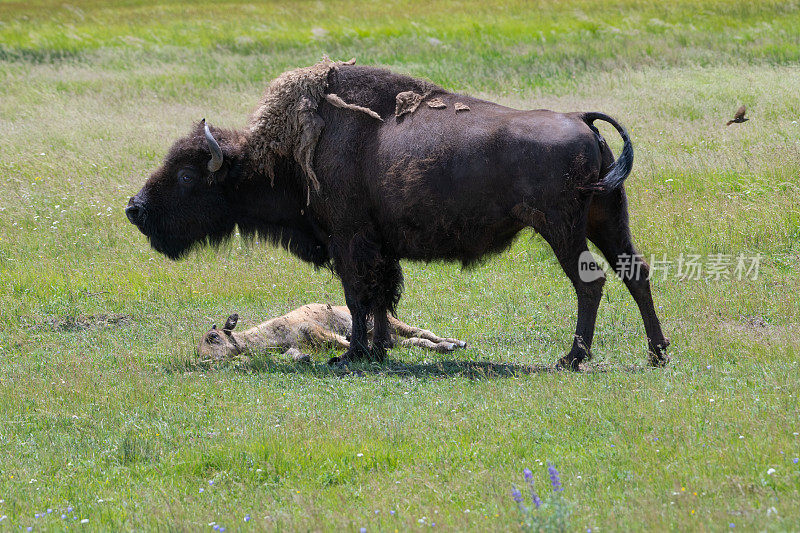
[286,348,311,363]
[327,355,349,368]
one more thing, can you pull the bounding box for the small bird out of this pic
[727,105,748,126]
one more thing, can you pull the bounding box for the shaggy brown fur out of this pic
[128,61,669,371]
[247,57,356,191]
[197,303,466,362]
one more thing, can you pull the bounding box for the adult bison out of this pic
[126,59,669,369]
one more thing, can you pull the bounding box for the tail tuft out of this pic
[582,112,633,192]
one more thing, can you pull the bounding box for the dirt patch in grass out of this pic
[722,315,800,345]
[42,313,133,332]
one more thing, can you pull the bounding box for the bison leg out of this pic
[588,190,670,366]
[334,282,371,364]
[542,226,605,371]
[369,259,404,362]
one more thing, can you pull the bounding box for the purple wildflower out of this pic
[531,491,543,508]
[390,510,395,516]
[67,506,73,513]
[523,468,533,483]
[360,528,367,533]
[547,462,563,492]
[524,467,542,507]
[61,514,67,520]
[794,458,799,464]
[244,514,251,522]
[511,486,528,513]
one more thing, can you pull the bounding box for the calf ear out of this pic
[223,314,238,332]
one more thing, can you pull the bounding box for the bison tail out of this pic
[582,112,633,192]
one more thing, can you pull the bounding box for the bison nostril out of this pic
[125,201,143,224]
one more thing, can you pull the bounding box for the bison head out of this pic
[197,314,241,361]
[126,120,239,259]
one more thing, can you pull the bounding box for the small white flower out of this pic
[80,518,89,524]
[356,453,364,457]
[767,468,776,475]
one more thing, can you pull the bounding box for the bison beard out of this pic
[128,61,670,370]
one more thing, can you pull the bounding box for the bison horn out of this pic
[203,119,224,173]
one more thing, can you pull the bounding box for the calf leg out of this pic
[298,322,351,350]
[388,315,467,348]
[398,337,459,353]
[588,190,670,366]
[542,226,606,371]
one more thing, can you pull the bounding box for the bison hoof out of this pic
[556,355,582,372]
[369,345,387,363]
[647,340,670,368]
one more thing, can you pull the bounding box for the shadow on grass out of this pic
[165,354,651,379]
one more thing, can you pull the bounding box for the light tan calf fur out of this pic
[198,303,466,362]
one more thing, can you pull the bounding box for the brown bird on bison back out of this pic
[727,105,748,126]
[126,59,670,370]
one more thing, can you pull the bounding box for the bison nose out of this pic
[125,198,143,224]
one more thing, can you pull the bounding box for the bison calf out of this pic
[198,303,466,362]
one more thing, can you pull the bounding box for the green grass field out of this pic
[1,0,800,530]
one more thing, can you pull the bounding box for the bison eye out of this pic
[178,169,197,185]
[207,332,220,342]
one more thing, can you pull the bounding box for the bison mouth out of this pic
[126,212,194,260]
[129,214,236,261]
[144,232,196,260]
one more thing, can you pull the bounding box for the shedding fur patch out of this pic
[395,91,423,117]
[324,93,383,121]
[247,57,356,201]
[426,97,446,109]
[454,102,470,112]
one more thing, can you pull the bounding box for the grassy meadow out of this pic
[1,0,800,530]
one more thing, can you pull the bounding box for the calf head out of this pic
[197,314,241,361]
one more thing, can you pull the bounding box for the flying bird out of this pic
[727,105,748,126]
